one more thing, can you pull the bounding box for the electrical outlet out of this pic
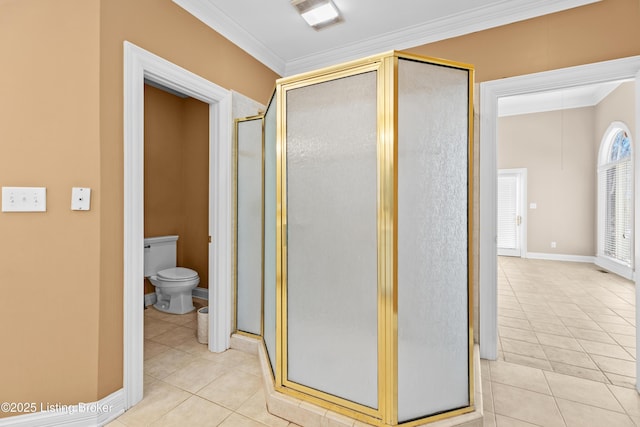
[71,187,91,211]
[551,241,557,248]
[2,187,46,212]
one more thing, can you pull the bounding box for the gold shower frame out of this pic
[234,115,266,338]
[273,51,475,427]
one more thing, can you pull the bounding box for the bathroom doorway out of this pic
[123,42,233,410]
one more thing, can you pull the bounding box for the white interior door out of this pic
[497,169,526,257]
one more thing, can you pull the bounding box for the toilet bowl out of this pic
[144,235,200,315]
[148,267,200,314]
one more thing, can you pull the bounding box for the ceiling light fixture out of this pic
[292,0,342,30]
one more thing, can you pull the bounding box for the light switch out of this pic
[71,187,91,211]
[2,187,46,212]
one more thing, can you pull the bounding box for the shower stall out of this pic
[235,50,475,426]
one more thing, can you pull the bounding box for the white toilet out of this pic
[144,235,200,314]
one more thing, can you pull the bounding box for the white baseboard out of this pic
[192,286,209,300]
[144,287,209,307]
[0,389,124,427]
[526,252,595,263]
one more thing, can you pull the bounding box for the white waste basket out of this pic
[197,307,209,344]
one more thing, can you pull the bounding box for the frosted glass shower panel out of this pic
[285,71,379,408]
[263,95,277,373]
[396,59,470,421]
[236,117,263,335]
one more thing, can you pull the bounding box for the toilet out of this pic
[144,235,200,314]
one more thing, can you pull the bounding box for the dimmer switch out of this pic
[2,187,47,212]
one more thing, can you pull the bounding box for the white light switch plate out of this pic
[71,187,91,211]
[2,187,46,212]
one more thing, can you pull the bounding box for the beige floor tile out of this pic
[589,313,633,325]
[542,346,597,370]
[117,381,191,427]
[626,346,637,359]
[608,384,640,417]
[578,339,634,361]
[591,354,636,377]
[499,317,533,331]
[501,338,546,359]
[500,326,539,344]
[520,303,554,315]
[528,320,571,336]
[562,317,602,331]
[197,370,262,410]
[148,325,197,347]
[237,389,290,427]
[599,322,636,336]
[605,372,637,389]
[492,383,565,427]
[566,326,614,343]
[489,360,550,394]
[162,357,228,393]
[535,332,581,351]
[556,398,634,427]
[543,371,623,412]
[548,361,608,383]
[144,348,199,380]
[494,414,539,426]
[172,336,214,356]
[202,348,259,370]
[105,420,127,427]
[576,301,613,312]
[503,352,552,370]
[219,413,272,427]
[144,318,178,339]
[150,395,232,427]
[499,308,528,319]
[145,339,171,360]
[611,333,638,348]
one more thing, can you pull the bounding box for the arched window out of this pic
[597,122,633,279]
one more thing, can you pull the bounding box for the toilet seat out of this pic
[157,267,198,282]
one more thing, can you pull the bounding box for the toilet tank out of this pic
[144,235,179,277]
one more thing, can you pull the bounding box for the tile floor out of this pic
[109,258,640,426]
[484,257,640,426]
[107,299,298,427]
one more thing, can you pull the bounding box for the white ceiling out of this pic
[173,0,601,76]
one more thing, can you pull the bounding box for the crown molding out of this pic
[174,0,601,77]
[498,80,629,117]
[286,0,602,75]
[172,0,287,75]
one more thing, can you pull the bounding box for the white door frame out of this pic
[497,168,527,258]
[123,41,233,409]
[479,56,640,367]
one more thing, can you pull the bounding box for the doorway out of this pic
[123,42,233,409]
[478,55,640,390]
[497,168,527,258]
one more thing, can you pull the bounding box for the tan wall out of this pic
[498,108,597,255]
[0,0,101,417]
[144,84,209,294]
[408,0,640,82]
